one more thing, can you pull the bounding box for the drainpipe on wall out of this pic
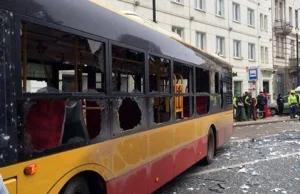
[152,0,156,23]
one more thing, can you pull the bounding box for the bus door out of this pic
[0,9,18,194]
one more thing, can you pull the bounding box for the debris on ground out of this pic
[238,168,247,173]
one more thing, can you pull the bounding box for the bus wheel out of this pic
[203,128,215,165]
[63,176,90,194]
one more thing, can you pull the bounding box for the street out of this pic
[155,121,300,194]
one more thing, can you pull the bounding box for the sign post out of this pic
[248,68,258,81]
[248,67,258,97]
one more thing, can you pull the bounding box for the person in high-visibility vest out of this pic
[288,90,298,119]
[244,93,251,120]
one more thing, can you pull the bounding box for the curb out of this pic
[234,119,292,127]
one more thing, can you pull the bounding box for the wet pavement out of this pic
[155,121,300,194]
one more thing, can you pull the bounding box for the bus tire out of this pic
[63,176,90,194]
[203,128,215,165]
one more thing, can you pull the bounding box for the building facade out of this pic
[272,0,299,97]
[98,0,274,100]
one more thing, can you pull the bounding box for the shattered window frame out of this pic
[16,19,111,158]
[148,54,172,94]
[147,53,173,126]
[109,42,148,136]
[173,60,194,120]
[195,66,211,116]
[111,42,146,95]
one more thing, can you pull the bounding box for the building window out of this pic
[216,36,225,56]
[248,43,255,60]
[216,0,224,17]
[278,2,283,20]
[280,37,284,58]
[195,0,205,10]
[196,32,206,50]
[260,14,268,31]
[172,0,183,4]
[232,3,240,22]
[264,15,268,31]
[260,14,263,30]
[291,40,295,58]
[261,46,265,63]
[289,7,293,25]
[276,36,284,58]
[265,47,268,64]
[172,26,184,38]
[296,10,299,29]
[247,8,255,26]
[292,76,297,89]
[233,40,241,58]
[277,74,284,95]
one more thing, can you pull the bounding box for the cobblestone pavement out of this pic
[155,121,300,194]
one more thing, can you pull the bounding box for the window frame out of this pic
[265,47,268,64]
[216,36,225,56]
[195,0,205,11]
[260,46,265,63]
[196,31,206,50]
[173,59,195,119]
[171,0,184,5]
[232,2,240,22]
[233,40,241,58]
[147,52,173,96]
[17,17,110,101]
[248,43,255,60]
[260,13,264,30]
[264,15,268,31]
[13,13,113,162]
[110,40,147,96]
[172,26,184,39]
[215,0,224,17]
[247,8,255,27]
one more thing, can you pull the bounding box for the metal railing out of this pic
[274,20,293,35]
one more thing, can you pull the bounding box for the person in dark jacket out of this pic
[276,94,284,117]
[257,91,267,118]
[251,96,257,120]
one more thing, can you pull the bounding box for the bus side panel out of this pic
[114,164,148,194]
[148,125,174,193]
[148,154,173,193]
[216,111,234,148]
[173,121,195,176]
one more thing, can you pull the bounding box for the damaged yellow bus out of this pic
[0,0,233,194]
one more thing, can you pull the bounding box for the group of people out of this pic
[233,91,268,122]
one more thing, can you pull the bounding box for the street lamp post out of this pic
[297,8,300,86]
[297,32,299,85]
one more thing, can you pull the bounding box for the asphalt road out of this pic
[155,121,300,194]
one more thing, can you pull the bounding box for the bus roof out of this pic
[0,0,231,70]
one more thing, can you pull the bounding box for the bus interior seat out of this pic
[24,87,65,150]
[61,100,89,144]
[24,100,65,150]
[196,96,208,114]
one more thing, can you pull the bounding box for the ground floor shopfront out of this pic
[232,67,274,103]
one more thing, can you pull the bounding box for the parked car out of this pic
[269,95,300,116]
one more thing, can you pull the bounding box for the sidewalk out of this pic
[234,116,295,127]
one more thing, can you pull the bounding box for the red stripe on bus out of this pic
[106,135,209,194]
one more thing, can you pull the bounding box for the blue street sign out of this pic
[248,68,258,81]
